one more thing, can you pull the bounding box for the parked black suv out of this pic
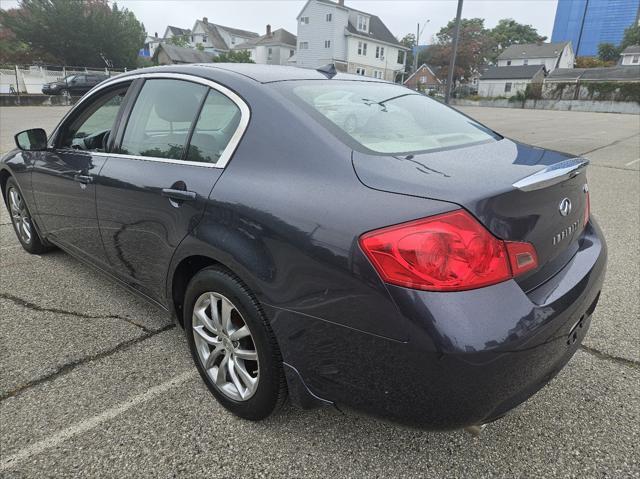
[42,74,109,96]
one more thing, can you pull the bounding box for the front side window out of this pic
[357,15,368,32]
[186,89,242,164]
[61,86,128,151]
[290,82,498,155]
[120,79,207,160]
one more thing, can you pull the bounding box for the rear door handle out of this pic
[74,174,93,184]
[161,188,197,201]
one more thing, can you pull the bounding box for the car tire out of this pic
[60,89,70,98]
[184,266,287,420]
[4,177,53,254]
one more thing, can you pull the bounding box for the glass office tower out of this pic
[551,0,640,56]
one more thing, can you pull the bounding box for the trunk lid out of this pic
[352,139,589,291]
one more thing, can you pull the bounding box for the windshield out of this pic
[290,82,498,155]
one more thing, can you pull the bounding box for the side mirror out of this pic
[15,129,48,151]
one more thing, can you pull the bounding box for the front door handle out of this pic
[74,174,93,184]
[161,188,197,201]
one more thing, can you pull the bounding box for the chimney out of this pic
[266,24,272,36]
[203,17,208,24]
[154,32,158,38]
[338,0,344,5]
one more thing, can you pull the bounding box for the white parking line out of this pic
[625,158,640,166]
[0,369,197,472]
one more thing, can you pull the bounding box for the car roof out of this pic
[116,64,388,84]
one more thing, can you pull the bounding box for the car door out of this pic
[96,76,247,302]
[30,82,131,267]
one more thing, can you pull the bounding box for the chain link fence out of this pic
[0,64,131,94]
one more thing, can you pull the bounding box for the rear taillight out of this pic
[359,210,538,292]
[583,185,590,227]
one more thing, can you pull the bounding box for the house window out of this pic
[506,60,511,65]
[326,13,332,21]
[268,48,273,60]
[231,36,236,45]
[356,67,366,76]
[190,35,194,42]
[299,41,309,50]
[420,76,427,83]
[523,59,528,65]
[290,49,295,57]
[325,40,331,48]
[300,17,309,24]
[505,82,512,93]
[633,55,639,63]
[373,70,383,79]
[357,41,367,56]
[397,51,405,64]
[357,15,368,32]
[375,46,385,59]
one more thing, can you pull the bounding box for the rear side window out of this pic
[120,79,207,160]
[290,82,498,155]
[186,89,241,164]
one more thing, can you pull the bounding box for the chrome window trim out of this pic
[54,72,251,169]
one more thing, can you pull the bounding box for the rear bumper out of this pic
[270,219,607,429]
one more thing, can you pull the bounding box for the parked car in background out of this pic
[2,64,606,430]
[42,74,109,96]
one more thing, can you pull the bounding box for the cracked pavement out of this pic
[0,106,638,478]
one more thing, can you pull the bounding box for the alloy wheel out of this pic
[192,292,259,401]
[8,187,32,244]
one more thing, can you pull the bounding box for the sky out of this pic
[2,0,560,43]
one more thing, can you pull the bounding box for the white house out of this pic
[497,42,574,73]
[294,0,409,81]
[163,26,192,43]
[234,25,297,65]
[620,45,640,65]
[190,18,259,55]
[478,65,546,98]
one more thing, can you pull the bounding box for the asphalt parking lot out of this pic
[0,105,638,478]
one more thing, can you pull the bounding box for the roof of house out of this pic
[480,65,546,80]
[546,65,640,82]
[215,24,260,39]
[621,45,640,55]
[154,43,216,64]
[194,21,259,51]
[234,28,297,49]
[497,42,570,60]
[404,64,442,84]
[309,0,406,48]
[166,26,191,37]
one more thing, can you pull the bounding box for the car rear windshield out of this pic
[290,82,499,155]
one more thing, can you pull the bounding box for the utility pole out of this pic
[414,22,420,74]
[445,0,464,104]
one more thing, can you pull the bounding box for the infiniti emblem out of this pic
[559,198,572,217]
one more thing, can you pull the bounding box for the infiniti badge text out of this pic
[553,220,579,245]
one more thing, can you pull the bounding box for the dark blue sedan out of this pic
[0,64,606,430]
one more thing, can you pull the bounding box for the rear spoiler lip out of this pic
[512,158,589,192]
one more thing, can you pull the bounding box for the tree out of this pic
[213,50,254,63]
[597,42,619,62]
[168,35,190,48]
[619,23,640,51]
[399,33,416,73]
[488,18,546,62]
[420,18,492,84]
[0,0,145,67]
[575,56,608,68]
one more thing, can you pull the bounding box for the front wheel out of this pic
[5,177,51,254]
[184,267,287,420]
